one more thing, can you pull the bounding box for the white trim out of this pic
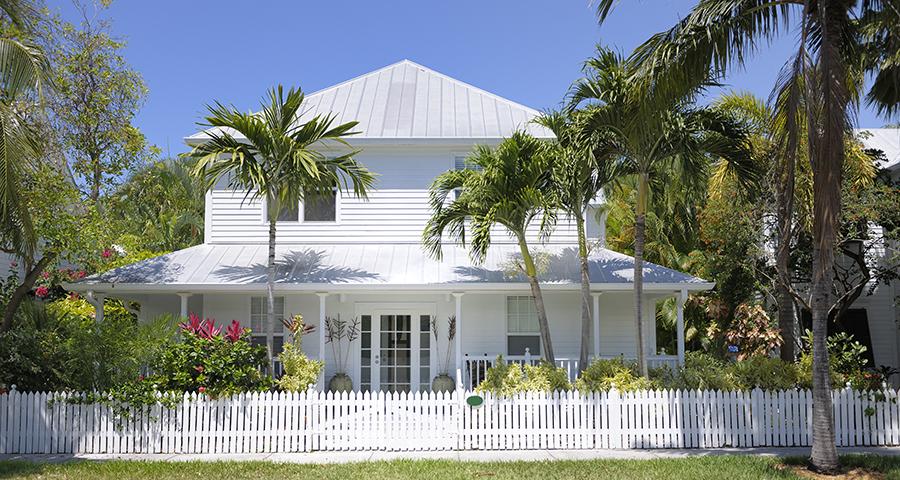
[65,281,717,295]
[203,190,212,245]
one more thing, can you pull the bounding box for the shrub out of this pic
[277,343,323,393]
[728,356,799,390]
[147,314,273,397]
[0,298,175,392]
[673,352,737,391]
[575,357,653,392]
[475,356,570,395]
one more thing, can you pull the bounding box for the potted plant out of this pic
[431,315,457,393]
[325,315,359,393]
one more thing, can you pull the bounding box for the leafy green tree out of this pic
[109,158,206,251]
[186,85,375,370]
[536,110,616,372]
[569,47,755,376]
[594,0,900,470]
[1,164,112,331]
[42,1,155,203]
[424,132,560,363]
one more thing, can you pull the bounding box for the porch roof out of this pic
[66,243,713,294]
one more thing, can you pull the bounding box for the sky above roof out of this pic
[50,0,896,157]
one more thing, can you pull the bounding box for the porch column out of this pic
[316,292,329,388]
[452,292,463,387]
[676,288,687,365]
[86,291,105,323]
[591,293,602,360]
[176,292,192,319]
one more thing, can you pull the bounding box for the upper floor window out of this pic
[265,188,338,223]
[454,155,482,172]
[303,189,337,222]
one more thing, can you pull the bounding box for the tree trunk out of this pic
[775,151,797,361]
[633,175,648,377]
[91,154,102,203]
[518,237,555,364]
[266,218,277,374]
[576,213,592,373]
[1,255,54,332]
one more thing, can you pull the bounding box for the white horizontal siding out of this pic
[207,148,580,245]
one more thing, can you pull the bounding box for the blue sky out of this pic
[51,0,890,156]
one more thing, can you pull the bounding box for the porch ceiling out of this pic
[65,243,713,294]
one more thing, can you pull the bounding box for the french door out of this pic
[359,309,432,393]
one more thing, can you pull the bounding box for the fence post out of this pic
[608,389,622,449]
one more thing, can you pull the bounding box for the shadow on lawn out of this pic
[781,454,900,478]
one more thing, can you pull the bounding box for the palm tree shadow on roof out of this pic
[452,246,700,284]
[213,248,381,284]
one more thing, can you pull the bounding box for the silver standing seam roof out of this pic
[185,60,554,143]
[68,243,713,293]
[857,128,900,171]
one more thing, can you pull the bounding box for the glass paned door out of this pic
[361,310,432,393]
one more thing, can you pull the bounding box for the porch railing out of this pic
[462,352,680,390]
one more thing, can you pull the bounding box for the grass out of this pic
[1,455,897,479]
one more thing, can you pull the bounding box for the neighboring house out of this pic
[852,128,900,372]
[67,60,714,392]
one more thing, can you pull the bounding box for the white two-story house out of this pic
[69,60,714,392]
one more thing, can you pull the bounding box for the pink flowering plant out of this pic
[29,266,90,301]
[146,313,272,397]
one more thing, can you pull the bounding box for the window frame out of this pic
[505,295,541,357]
[249,296,287,357]
[261,188,341,225]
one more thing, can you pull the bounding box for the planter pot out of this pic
[328,373,353,393]
[431,374,455,393]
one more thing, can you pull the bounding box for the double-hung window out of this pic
[265,188,338,223]
[506,296,541,356]
[250,296,285,356]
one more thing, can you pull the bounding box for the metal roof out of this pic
[857,128,900,171]
[186,60,553,144]
[68,243,712,293]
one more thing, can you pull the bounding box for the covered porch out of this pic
[66,242,712,393]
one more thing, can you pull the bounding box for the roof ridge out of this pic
[306,59,544,116]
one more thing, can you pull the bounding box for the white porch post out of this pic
[677,288,687,365]
[317,292,329,388]
[86,291,105,323]
[452,292,463,387]
[592,293,602,360]
[177,292,192,319]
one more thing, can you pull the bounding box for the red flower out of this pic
[225,320,243,343]
[68,292,80,300]
[194,365,204,373]
[34,286,49,298]
[178,313,203,335]
[138,375,145,381]
[198,386,206,393]
[76,270,87,279]
[200,319,221,339]
[40,271,50,279]
[101,249,112,259]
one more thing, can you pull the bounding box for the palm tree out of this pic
[569,47,755,377]
[423,132,559,363]
[0,0,48,262]
[186,85,375,371]
[535,110,616,372]
[593,0,900,471]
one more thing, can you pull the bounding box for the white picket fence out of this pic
[2,388,899,454]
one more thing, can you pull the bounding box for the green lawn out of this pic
[0,455,898,480]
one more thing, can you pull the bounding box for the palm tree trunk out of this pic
[634,175,648,377]
[576,213,592,373]
[517,236,555,364]
[267,218,277,374]
[809,156,841,473]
